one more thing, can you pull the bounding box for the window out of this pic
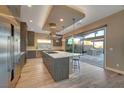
[94,41,103,48]
[37,39,51,43]
[96,30,104,37]
[74,38,80,44]
[37,39,52,49]
[67,37,74,45]
[84,40,93,46]
[84,33,95,39]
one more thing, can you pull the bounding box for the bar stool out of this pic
[72,56,80,72]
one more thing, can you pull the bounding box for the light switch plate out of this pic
[116,64,120,67]
[109,48,113,51]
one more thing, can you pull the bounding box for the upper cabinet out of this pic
[27,31,35,46]
[53,38,62,46]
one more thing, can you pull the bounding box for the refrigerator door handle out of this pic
[7,36,11,72]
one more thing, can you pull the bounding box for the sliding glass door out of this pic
[65,27,106,68]
[82,30,104,56]
[80,28,105,68]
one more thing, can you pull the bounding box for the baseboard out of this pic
[105,67,124,75]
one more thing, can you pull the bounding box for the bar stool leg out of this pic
[78,61,80,72]
[72,59,80,72]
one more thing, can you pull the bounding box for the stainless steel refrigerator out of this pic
[0,16,20,88]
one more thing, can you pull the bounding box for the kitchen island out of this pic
[41,51,80,81]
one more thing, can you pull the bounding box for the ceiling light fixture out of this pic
[50,26,56,28]
[60,18,64,22]
[27,5,32,7]
[79,20,82,23]
[49,23,56,28]
[29,20,32,23]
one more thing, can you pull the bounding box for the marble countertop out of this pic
[43,51,81,59]
[27,49,51,51]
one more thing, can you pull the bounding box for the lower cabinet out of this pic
[20,53,26,69]
[27,51,36,59]
[42,52,69,81]
[26,50,43,59]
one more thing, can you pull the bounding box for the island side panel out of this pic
[53,57,69,81]
[41,51,69,81]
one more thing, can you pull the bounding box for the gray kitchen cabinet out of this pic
[53,38,62,46]
[20,52,26,69]
[27,31,35,46]
[27,50,36,59]
[42,51,69,81]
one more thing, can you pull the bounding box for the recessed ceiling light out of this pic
[60,18,64,22]
[29,20,32,23]
[79,20,82,23]
[27,5,32,7]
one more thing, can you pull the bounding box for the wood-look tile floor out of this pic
[16,58,124,88]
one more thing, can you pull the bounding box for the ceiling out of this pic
[21,5,52,33]
[20,5,124,34]
[43,5,85,33]
[59,5,124,34]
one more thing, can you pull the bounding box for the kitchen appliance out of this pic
[0,22,13,87]
[0,15,20,88]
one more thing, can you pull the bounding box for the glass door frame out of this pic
[79,27,106,68]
